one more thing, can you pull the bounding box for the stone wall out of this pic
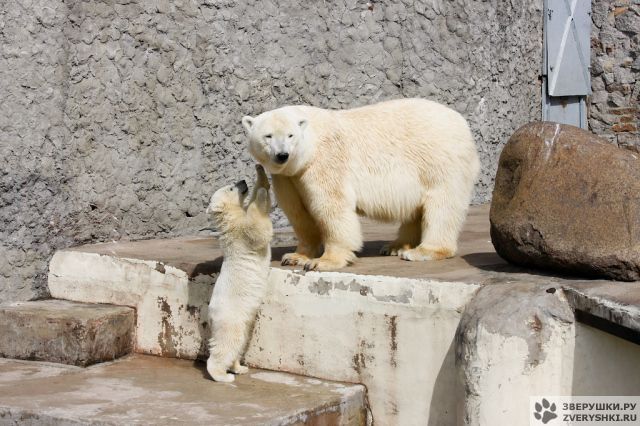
[589,0,640,150]
[1,0,544,302]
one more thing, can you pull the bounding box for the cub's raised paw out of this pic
[254,164,270,188]
[399,246,454,261]
[281,252,310,266]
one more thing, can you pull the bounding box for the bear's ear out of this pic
[242,116,255,133]
[298,119,308,131]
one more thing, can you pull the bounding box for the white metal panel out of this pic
[545,0,591,96]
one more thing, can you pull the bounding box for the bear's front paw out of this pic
[303,257,350,271]
[399,246,454,261]
[281,252,310,266]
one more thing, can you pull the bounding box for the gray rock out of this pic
[490,122,640,281]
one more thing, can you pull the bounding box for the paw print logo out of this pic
[534,398,558,424]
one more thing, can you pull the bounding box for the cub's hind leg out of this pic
[230,359,249,375]
[207,319,248,383]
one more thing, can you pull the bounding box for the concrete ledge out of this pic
[563,282,640,334]
[49,249,217,359]
[0,355,366,425]
[0,300,134,366]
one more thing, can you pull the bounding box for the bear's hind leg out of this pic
[400,185,468,262]
[206,358,235,383]
[380,219,421,256]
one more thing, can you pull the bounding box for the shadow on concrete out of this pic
[271,245,295,262]
[460,251,524,273]
[192,359,211,381]
[189,257,223,278]
[427,337,457,426]
[460,252,602,283]
[270,240,389,263]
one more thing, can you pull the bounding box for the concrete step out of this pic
[0,300,134,366]
[0,355,367,425]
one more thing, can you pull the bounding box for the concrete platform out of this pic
[0,355,366,425]
[0,300,134,366]
[47,204,640,425]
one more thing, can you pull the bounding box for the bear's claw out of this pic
[281,252,310,266]
[380,242,414,256]
[303,257,350,271]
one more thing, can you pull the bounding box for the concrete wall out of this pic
[589,1,639,150]
[0,0,70,301]
[2,0,546,302]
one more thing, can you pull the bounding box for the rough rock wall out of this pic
[0,1,70,301]
[589,0,639,149]
[1,0,543,302]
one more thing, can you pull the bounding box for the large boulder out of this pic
[490,122,640,281]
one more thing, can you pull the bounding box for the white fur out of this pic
[205,166,272,382]
[242,98,480,270]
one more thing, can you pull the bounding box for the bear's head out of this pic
[206,179,249,229]
[242,110,308,175]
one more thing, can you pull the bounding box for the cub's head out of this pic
[242,110,308,175]
[206,180,249,228]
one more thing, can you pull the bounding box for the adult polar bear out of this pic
[242,98,480,271]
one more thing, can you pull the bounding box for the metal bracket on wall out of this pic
[542,0,592,129]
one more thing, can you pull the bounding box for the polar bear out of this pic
[205,165,272,382]
[242,98,480,271]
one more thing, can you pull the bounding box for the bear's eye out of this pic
[264,134,272,139]
[287,134,293,138]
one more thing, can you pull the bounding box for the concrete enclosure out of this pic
[1,0,544,302]
[1,1,638,304]
[46,206,640,424]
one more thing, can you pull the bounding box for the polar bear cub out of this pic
[242,98,480,271]
[205,165,272,382]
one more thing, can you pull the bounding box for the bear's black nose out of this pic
[235,180,248,195]
[275,152,289,164]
